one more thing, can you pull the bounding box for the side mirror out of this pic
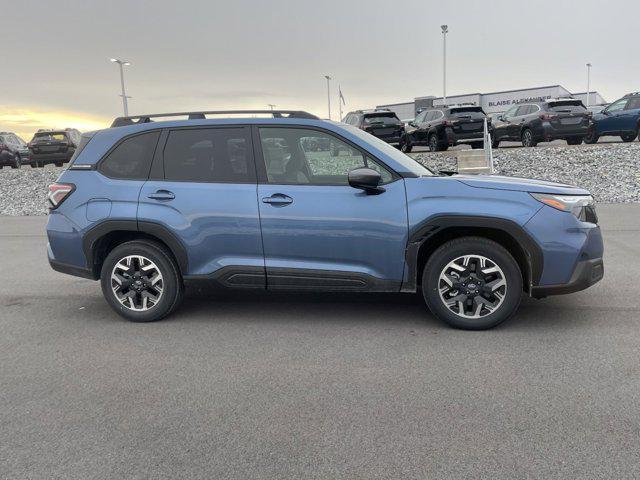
[601,109,609,116]
[348,168,385,195]
[498,115,504,121]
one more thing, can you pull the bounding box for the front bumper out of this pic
[531,257,604,298]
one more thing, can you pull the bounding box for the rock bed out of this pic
[411,142,640,203]
[0,143,638,216]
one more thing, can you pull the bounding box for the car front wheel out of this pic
[621,132,637,142]
[400,137,413,153]
[100,240,184,322]
[422,237,523,330]
[12,154,21,169]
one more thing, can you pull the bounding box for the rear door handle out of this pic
[262,194,293,206]
[147,190,175,201]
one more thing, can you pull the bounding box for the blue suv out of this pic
[46,110,604,329]
[584,92,640,143]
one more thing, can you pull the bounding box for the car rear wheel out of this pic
[428,134,445,152]
[55,162,63,167]
[422,237,523,330]
[100,240,184,322]
[621,132,637,142]
[491,137,500,149]
[521,129,537,147]
[566,137,582,145]
[11,154,21,169]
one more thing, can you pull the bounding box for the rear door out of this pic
[255,126,408,291]
[138,126,264,283]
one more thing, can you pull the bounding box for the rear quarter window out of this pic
[98,131,160,180]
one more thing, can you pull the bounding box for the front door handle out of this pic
[147,190,175,201]
[262,193,293,206]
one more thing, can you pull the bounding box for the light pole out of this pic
[324,75,332,120]
[110,58,131,117]
[441,25,448,106]
[586,63,592,108]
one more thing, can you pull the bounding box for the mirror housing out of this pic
[348,168,385,195]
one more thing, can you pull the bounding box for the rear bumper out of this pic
[531,257,604,297]
[374,134,402,145]
[540,123,589,140]
[49,256,95,280]
[29,151,74,164]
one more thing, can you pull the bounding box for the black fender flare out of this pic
[82,220,189,278]
[402,215,543,293]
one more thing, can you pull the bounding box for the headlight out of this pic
[530,193,597,222]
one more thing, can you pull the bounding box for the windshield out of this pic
[547,102,586,113]
[344,125,434,176]
[363,114,401,125]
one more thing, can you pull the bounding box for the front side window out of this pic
[259,127,393,185]
[99,131,160,180]
[163,127,252,183]
[606,98,628,113]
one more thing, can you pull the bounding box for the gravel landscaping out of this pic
[0,143,638,216]
[412,142,640,203]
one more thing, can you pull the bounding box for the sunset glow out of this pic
[0,107,109,141]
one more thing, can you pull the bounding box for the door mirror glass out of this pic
[348,167,384,194]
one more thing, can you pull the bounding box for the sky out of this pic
[1,0,638,139]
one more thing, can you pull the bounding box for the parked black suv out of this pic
[343,109,404,146]
[492,99,590,148]
[28,128,81,167]
[0,132,30,168]
[400,105,489,152]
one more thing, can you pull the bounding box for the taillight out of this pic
[47,183,75,209]
[539,114,557,121]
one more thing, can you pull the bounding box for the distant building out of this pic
[377,85,607,121]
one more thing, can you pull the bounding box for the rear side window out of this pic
[547,102,587,113]
[99,131,160,180]
[163,127,253,183]
[625,97,640,110]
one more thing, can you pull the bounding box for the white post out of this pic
[586,63,592,108]
[484,117,494,173]
[338,92,343,122]
[441,25,448,106]
[324,75,332,120]
[118,62,129,117]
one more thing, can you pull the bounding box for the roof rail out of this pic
[110,110,319,128]
[353,108,391,114]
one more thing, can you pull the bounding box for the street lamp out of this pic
[441,25,448,106]
[324,75,332,120]
[586,63,592,108]
[110,58,131,117]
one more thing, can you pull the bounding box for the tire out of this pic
[428,134,442,152]
[55,162,63,167]
[422,237,523,330]
[30,163,38,168]
[583,128,599,144]
[11,154,21,169]
[621,132,637,142]
[471,143,484,149]
[566,137,582,145]
[491,137,500,149]
[521,129,537,147]
[100,240,184,322]
[400,136,413,153]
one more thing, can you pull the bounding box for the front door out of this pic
[598,98,629,135]
[138,126,265,284]
[254,126,408,291]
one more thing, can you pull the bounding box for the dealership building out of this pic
[377,85,607,121]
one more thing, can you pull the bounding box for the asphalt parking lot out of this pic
[1,204,639,479]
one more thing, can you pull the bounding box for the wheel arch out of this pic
[82,220,188,279]
[403,215,543,294]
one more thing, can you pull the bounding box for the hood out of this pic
[454,175,590,195]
